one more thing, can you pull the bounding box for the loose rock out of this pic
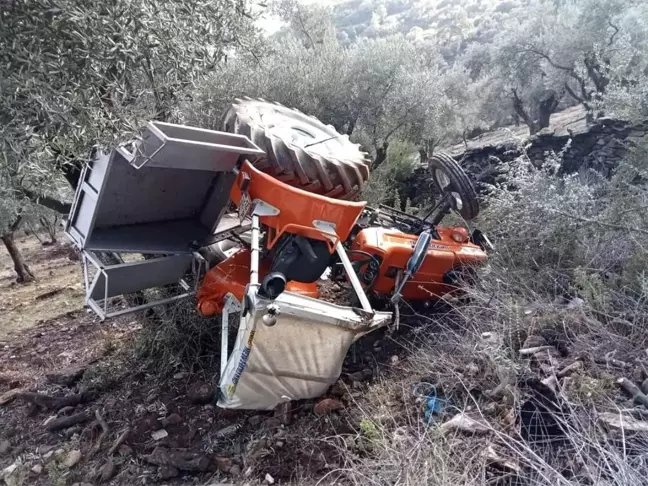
[440,413,490,435]
[151,429,168,441]
[0,388,24,406]
[118,444,133,456]
[158,465,180,480]
[599,412,648,433]
[265,473,275,484]
[64,450,82,468]
[99,460,116,482]
[187,381,215,405]
[162,413,182,427]
[314,398,343,415]
[0,440,10,455]
[46,366,86,386]
[248,415,264,427]
[31,464,43,475]
[347,370,366,382]
[211,456,232,473]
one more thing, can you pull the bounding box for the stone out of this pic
[158,465,179,480]
[567,297,584,309]
[248,415,264,427]
[466,362,480,375]
[162,413,182,427]
[599,412,648,433]
[314,398,343,415]
[440,413,490,435]
[187,381,215,405]
[347,370,366,382]
[0,440,10,456]
[0,388,24,406]
[263,417,282,429]
[31,464,43,474]
[64,450,82,468]
[118,444,133,456]
[212,456,232,473]
[99,460,116,482]
[151,429,168,441]
[265,473,275,485]
[37,445,55,455]
[64,426,82,439]
[46,366,86,386]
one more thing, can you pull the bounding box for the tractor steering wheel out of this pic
[333,250,380,290]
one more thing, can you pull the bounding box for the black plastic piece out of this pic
[270,234,330,283]
[260,272,287,299]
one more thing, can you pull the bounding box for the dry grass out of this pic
[313,262,648,486]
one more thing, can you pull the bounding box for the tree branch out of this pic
[10,215,23,233]
[524,48,589,98]
[564,82,584,103]
[21,188,71,215]
[607,20,620,48]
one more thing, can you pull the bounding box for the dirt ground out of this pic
[0,234,84,341]
[0,238,414,485]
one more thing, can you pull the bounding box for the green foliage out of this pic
[0,0,259,198]
[480,140,648,304]
[361,139,418,206]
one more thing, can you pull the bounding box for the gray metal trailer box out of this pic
[65,121,264,319]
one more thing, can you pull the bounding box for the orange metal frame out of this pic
[351,226,487,300]
[230,160,366,248]
[197,160,488,315]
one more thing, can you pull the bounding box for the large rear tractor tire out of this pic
[222,98,371,200]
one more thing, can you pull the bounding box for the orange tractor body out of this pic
[352,226,487,301]
[197,159,488,315]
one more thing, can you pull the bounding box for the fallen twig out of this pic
[16,392,91,411]
[594,357,631,368]
[89,409,109,457]
[617,378,648,409]
[519,345,554,356]
[46,412,90,432]
[557,361,583,378]
[108,428,131,455]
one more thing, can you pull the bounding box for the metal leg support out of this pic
[335,241,372,312]
[250,214,260,286]
[221,293,241,378]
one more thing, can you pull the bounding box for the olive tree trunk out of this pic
[1,232,35,283]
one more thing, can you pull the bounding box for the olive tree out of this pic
[0,0,260,192]
[0,0,260,280]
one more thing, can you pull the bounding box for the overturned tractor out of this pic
[65,99,491,410]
